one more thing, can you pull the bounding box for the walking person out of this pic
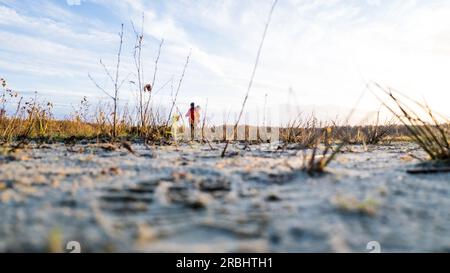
[186,103,196,141]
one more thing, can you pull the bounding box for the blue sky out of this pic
[1,0,450,125]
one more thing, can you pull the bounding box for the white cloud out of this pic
[66,0,82,6]
[367,0,381,6]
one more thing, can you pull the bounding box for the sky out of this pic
[1,0,450,125]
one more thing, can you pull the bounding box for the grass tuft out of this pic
[302,127,345,175]
[371,83,450,162]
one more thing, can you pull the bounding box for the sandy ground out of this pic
[0,141,449,253]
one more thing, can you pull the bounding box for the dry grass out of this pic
[301,127,345,175]
[371,83,450,161]
[0,89,170,144]
[280,114,321,148]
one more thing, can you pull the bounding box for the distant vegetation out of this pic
[0,76,408,145]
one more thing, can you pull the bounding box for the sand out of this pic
[0,141,449,252]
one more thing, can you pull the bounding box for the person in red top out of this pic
[186,103,196,141]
